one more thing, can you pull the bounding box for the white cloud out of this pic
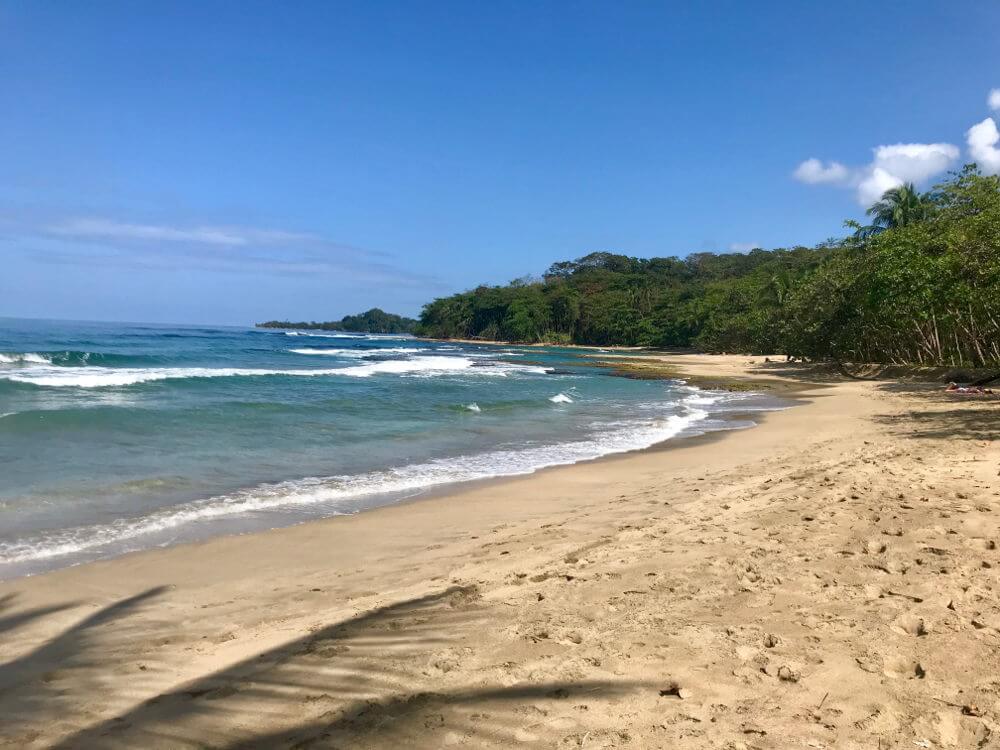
[728,242,760,253]
[795,143,959,206]
[870,143,959,183]
[16,216,439,287]
[793,158,850,184]
[967,117,1000,175]
[795,88,1000,205]
[46,219,326,247]
[855,143,959,206]
[855,167,903,207]
[49,219,251,245]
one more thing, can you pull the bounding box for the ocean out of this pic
[0,317,787,578]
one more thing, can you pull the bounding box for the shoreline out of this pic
[0,392,792,580]
[418,335,652,350]
[0,367,791,582]
[3,354,998,748]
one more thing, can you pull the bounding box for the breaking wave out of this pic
[288,347,423,358]
[0,407,709,565]
[0,353,51,365]
[0,356,552,388]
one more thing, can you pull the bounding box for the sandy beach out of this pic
[2,354,999,749]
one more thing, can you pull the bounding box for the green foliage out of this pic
[418,246,835,349]
[257,308,418,334]
[864,182,935,234]
[789,168,1000,366]
[418,169,1000,366]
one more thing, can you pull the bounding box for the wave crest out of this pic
[0,356,551,388]
[0,353,51,365]
[0,408,708,565]
[288,347,422,358]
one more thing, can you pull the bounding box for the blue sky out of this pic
[2,1,1000,325]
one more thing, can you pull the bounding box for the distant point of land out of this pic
[256,308,418,335]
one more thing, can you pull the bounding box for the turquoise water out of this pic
[0,317,786,578]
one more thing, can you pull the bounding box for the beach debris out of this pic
[777,665,801,682]
[933,696,983,716]
[659,680,692,699]
[855,656,880,673]
[886,590,924,603]
[893,614,930,637]
[432,656,459,673]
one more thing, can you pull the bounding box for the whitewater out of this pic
[0,318,788,577]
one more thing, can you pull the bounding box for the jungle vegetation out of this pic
[258,308,418,334]
[416,167,1000,367]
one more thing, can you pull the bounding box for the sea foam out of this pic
[0,353,52,365]
[0,406,709,565]
[0,356,550,388]
[284,331,415,341]
[288,347,422,357]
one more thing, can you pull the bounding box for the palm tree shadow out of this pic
[50,585,646,748]
[874,405,1000,441]
[0,593,79,637]
[751,360,849,385]
[230,680,642,749]
[872,381,1000,440]
[0,586,169,744]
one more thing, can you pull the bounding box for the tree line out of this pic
[258,308,418,334]
[417,167,1000,367]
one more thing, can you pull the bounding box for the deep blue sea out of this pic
[0,317,787,578]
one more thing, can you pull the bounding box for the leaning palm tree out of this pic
[865,182,932,232]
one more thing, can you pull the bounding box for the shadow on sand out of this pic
[1,586,169,744]
[2,584,644,748]
[873,381,1000,441]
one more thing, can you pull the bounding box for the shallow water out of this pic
[0,317,788,577]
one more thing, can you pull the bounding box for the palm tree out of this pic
[865,182,932,231]
[846,182,933,241]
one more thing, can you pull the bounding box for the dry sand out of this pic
[1,354,999,749]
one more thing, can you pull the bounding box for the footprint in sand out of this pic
[883,656,926,679]
[892,613,930,637]
[864,538,888,555]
